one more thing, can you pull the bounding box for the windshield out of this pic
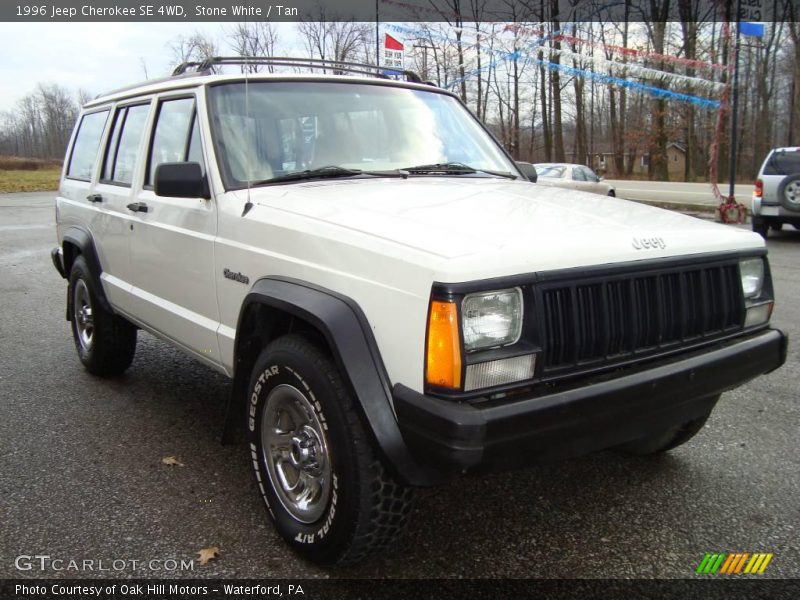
[207,81,516,188]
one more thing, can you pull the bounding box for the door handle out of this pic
[86,193,103,203]
[126,202,149,213]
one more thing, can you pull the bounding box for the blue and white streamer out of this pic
[386,23,722,110]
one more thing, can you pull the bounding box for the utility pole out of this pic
[728,0,742,200]
[375,0,380,66]
[413,42,437,81]
[789,77,796,147]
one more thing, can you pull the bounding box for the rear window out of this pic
[67,110,109,180]
[763,151,800,176]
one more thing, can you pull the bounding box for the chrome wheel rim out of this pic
[261,383,331,523]
[73,279,94,351]
[785,181,800,206]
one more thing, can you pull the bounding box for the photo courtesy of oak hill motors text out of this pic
[16,583,302,597]
[1,0,799,592]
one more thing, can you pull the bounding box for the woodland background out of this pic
[1,0,799,183]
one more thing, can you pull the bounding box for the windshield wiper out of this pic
[252,165,408,186]
[402,161,517,179]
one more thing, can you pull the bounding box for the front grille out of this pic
[538,263,745,373]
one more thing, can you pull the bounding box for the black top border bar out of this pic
[2,0,799,22]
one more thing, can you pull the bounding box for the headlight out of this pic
[462,288,523,352]
[739,258,764,298]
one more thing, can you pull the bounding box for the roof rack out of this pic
[171,56,429,85]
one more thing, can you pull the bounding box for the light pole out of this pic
[375,0,380,67]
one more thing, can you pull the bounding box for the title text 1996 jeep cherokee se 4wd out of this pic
[52,58,786,566]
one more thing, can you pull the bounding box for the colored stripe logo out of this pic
[696,552,773,574]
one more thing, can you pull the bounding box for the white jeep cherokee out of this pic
[52,58,786,566]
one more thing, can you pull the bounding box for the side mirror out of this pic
[515,161,538,183]
[154,162,209,199]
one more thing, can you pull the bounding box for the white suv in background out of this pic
[751,147,800,237]
[51,57,786,566]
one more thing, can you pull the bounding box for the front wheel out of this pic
[248,334,414,566]
[616,404,714,455]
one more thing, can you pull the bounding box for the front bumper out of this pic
[51,247,67,279]
[394,328,787,475]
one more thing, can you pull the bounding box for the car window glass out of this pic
[102,108,126,181]
[148,97,196,185]
[764,152,800,176]
[187,115,204,168]
[111,104,150,185]
[572,167,586,182]
[582,167,598,182]
[536,166,564,178]
[66,110,109,180]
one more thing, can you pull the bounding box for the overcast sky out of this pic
[0,22,303,112]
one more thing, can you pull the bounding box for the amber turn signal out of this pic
[425,300,462,389]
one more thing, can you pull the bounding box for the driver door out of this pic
[127,94,221,366]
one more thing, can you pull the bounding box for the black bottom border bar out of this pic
[3,579,800,600]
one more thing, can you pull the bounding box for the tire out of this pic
[770,222,783,232]
[68,255,137,376]
[247,334,414,566]
[777,173,800,211]
[616,406,714,456]
[752,217,769,238]
[607,189,616,197]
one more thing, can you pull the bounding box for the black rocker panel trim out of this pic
[230,277,439,487]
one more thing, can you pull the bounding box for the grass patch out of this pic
[0,155,62,170]
[0,168,61,193]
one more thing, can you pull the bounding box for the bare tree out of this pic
[227,22,280,72]
[644,0,672,181]
[297,20,371,66]
[0,84,81,158]
[169,31,219,70]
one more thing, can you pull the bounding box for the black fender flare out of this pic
[224,276,438,487]
[61,226,113,315]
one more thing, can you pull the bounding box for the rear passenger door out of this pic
[127,94,221,366]
[92,101,152,313]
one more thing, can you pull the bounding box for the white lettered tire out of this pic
[247,334,414,565]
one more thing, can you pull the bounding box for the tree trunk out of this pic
[550,2,565,162]
[646,2,671,181]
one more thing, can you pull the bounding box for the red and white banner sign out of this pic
[384,34,404,70]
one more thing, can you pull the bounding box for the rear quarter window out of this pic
[763,151,800,176]
[66,110,109,180]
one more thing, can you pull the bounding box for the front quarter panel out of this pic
[213,189,434,392]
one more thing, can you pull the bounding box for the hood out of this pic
[246,177,763,281]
